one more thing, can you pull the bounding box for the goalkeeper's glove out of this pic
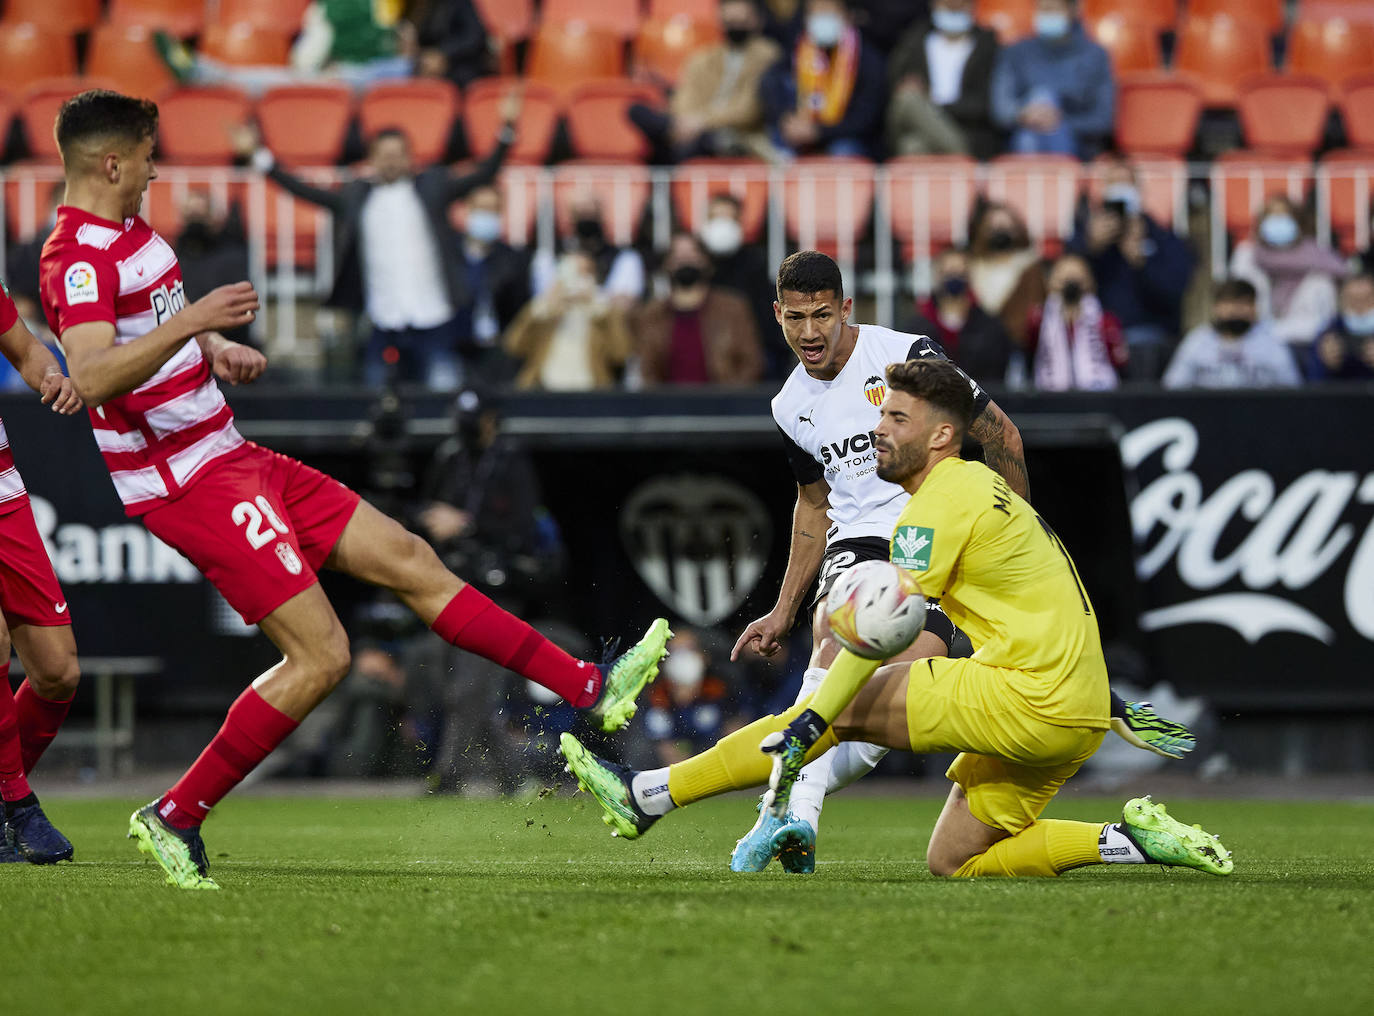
[759,708,828,818]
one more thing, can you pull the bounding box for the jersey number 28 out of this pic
[232,496,290,550]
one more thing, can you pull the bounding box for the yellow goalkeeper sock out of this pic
[951,820,1106,878]
[667,701,839,806]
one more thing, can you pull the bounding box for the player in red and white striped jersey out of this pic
[0,282,83,864]
[42,90,671,889]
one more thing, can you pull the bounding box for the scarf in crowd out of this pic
[1034,293,1118,391]
[796,26,860,126]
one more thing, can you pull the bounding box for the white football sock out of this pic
[825,741,889,793]
[795,666,827,702]
[1098,823,1147,863]
[631,767,676,816]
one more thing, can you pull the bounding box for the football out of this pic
[825,560,928,660]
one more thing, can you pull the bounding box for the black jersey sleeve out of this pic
[905,336,992,419]
[777,425,824,485]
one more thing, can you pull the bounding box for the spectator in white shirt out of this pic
[530,193,646,310]
[1163,278,1302,390]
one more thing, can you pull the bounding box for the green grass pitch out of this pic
[6,792,1373,1015]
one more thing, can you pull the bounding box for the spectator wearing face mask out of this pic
[1163,278,1302,390]
[762,0,888,159]
[1026,253,1125,390]
[503,252,634,390]
[698,193,782,375]
[885,0,1002,159]
[642,628,743,764]
[175,190,254,347]
[967,201,1046,344]
[1307,273,1374,381]
[634,232,764,386]
[905,246,1013,384]
[453,184,530,383]
[990,0,1114,158]
[530,192,646,308]
[629,0,781,163]
[1230,195,1349,348]
[1069,156,1193,380]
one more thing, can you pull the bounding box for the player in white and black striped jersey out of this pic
[728,251,1195,874]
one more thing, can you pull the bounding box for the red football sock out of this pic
[158,686,298,829]
[431,585,602,707]
[0,666,33,803]
[15,679,74,774]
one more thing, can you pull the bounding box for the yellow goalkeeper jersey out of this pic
[888,456,1109,729]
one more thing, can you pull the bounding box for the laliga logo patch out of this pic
[620,474,771,625]
[275,541,303,576]
[64,261,98,305]
[863,375,886,407]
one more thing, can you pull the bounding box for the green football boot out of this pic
[560,733,657,839]
[128,801,220,890]
[1112,701,1197,759]
[586,618,672,733]
[1121,796,1233,876]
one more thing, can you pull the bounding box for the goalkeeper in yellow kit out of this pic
[562,358,1232,877]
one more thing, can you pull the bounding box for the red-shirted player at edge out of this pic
[40,90,672,890]
[0,284,84,865]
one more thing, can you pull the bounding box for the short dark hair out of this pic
[55,90,158,159]
[707,191,743,213]
[1213,277,1258,304]
[370,127,410,149]
[777,250,843,302]
[885,359,975,436]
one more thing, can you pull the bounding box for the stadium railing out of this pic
[2,158,1369,356]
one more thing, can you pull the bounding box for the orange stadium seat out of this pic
[472,0,535,42]
[1237,75,1331,157]
[1303,1,1374,29]
[883,156,980,261]
[1339,72,1374,149]
[357,78,460,165]
[4,167,64,244]
[1210,152,1314,237]
[635,16,724,88]
[649,0,721,21]
[782,157,876,262]
[255,84,353,166]
[464,78,560,164]
[553,161,652,247]
[108,0,206,37]
[984,155,1083,245]
[670,158,769,242]
[249,177,328,271]
[976,0,1035,45]
[1288,17,1374,98]
[1081,0,1176,34]
[1189,0,1286,37]
[1,0,103,35]
[213,0,313,35]
[527,23,626,99]
[1318,149,1373,252]
[1175,15,1273,107]
[1087,14,1162,75]
[565,79,661,161]
[86,23,176,98]
[488,166,542,242]
[0,24,76,94]
[1086,155,1188,230]
[156,87,253,165]
[18,77,117,162]
[541,0,642,40]
[201,22,292,66]
[1114,74,1203,156]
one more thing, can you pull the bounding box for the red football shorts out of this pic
[0,499,70,628]
[141,443,362,625]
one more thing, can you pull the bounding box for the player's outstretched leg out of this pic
[128,801,219,890]
[1120,796,1233,875]
[1110,695,1197,759]
[4,798,74,864]
[586,618,674,733]
[560,733,659,839]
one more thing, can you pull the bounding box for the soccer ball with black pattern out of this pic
[824,560,927,660]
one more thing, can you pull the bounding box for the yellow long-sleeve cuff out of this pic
[808,649,881,725]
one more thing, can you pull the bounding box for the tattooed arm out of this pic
[969,399,1030,502]
[732,477,831,659]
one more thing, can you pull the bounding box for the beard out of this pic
[875,441,927,484]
